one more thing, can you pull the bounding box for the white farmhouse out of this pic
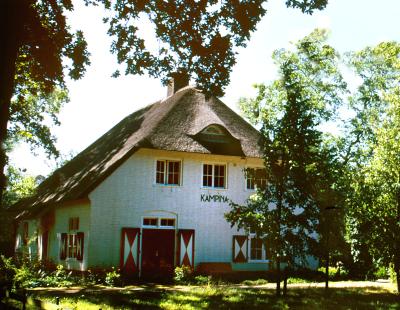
[15,79,273,277]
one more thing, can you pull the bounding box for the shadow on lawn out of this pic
[32,286,400,309]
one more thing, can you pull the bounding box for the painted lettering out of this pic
[200,194,229,204]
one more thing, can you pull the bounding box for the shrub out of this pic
[105,267,121,287]
[174,266,193,284]
[287,277,311,284]
[194,275,212,285]
[374,266,389,279]
[0,255,16,296]
[317,266,348,280]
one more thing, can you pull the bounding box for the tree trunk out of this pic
[283,267,288,296]
[0,0,21,209]
[276,255,281,296]
[276,198,282,296]
[395,190,400,293]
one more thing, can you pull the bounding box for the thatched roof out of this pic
[16,86,263,218]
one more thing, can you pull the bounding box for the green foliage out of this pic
[227,30,347,295]
[374,266,389,279]
[3,166,37,207]
[344,42,400,290]
[317,266,348,280]
[286,277,311,284]
[0,0,90,209]
[8,88,69,159]
[0,255,16,287]
[194,275,212,286]
[105,267,121,287]
[100,0,327,97]
[241,278,269,286]
[174,266,193,284]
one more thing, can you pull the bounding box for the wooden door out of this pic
[141,229,175,277]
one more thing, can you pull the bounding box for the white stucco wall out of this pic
[89,148,264,269]
[49,203,91,271]
[16,203,90,271]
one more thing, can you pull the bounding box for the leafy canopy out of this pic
[100,0,328,97]
[226,30,346,283]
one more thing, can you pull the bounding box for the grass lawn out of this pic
[3,281,400,309]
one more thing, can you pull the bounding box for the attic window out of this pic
[202,125,224,136]
[199,125,230,144]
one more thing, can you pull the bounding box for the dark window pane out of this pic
[203,164,213,186]
[143,218,157,226]
[161,219,175,226]
[167,161,180,185]
[156,161,165,184]
[214,165,225,188]
[250,238,263,260]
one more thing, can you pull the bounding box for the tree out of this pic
[0,0,90,209]
[0,166,38,256]
[100,0,328,97]
[226,29,346,295]
[345,42,400,291]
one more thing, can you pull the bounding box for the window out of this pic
[160,218,175,227]
[249,235,267,261]
[68,234,77,258]
[69,217,79,231]
[143,218,158,226]
[64,217,80,259]
[142,217,175,228]
[202,164,226,188]
[156,160,181,185]
[246,168,267,190]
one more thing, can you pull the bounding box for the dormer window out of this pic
[202,125,225,136]
[199,125,229,143]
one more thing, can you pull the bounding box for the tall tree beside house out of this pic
[0,0,90,210]
[100,0,328,97]
[225,29,347,295]
[344,42,400,291]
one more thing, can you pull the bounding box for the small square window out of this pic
[69,217,79,231]
[246,168,267,190]
[250,238,263,260]
[160,219,175,227]
[156,160,181,185]
[143,218,158,226]
[202,164,226,188]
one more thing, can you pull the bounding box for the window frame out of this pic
[66,217,80,260]
[67,233,78,259]
[201,162,227,189]
[141,216,176,229]
[155,159,182,186]
[245,167,267,191]
[248,233,268,262]
[142,217,158,228]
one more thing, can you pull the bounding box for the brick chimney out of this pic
[167,71,189,96]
